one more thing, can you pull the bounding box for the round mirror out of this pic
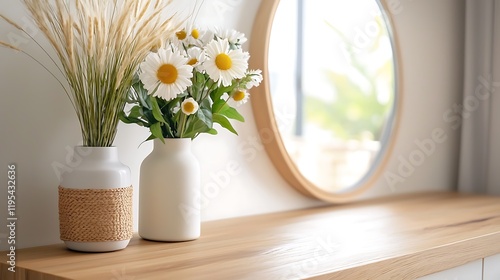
[249,0,401,202]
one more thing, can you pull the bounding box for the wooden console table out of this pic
[2,192,500,279]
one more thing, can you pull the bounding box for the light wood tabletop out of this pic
[2,192,500,279]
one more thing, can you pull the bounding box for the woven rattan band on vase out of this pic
[58,186,133,242]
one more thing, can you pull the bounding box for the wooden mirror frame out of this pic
[249,0,403,203]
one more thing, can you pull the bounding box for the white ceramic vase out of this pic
[59,146,133,252]
[139,138,201,241]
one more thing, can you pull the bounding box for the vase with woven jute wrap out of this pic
[0,0,184,252]
[59,147,133,252]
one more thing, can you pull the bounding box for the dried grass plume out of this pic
[1,0,183,146]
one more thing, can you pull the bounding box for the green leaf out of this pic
[143,110,156,125]
[144,134,156,142]
[210,84,233,101]
[200,98,211,109]
[150,97,167,123]
[119,111,147,126]
[213,113,238,135]
[219,106,245,122]
[128,106,143,119]
[212,98,227,113]
[207,128,218,135]
[190,72,206,100]
[150,122,165,143]
[119,111,132,123]
[196,71,206,83]
[166,96,182,112]
[138,134,156,147]
[130,79,152,109]
[137,90,151,109]
[183,118,211,139]
[196,107,213,128]
[162,122,175,138]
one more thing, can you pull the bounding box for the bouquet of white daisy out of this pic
[120,27,263,142]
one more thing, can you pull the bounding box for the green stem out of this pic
[201,78,216,101]
[178,113,188,138]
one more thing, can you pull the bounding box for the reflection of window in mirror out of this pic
[269,0,396,193]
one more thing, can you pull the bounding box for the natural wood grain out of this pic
[2,192,500,279]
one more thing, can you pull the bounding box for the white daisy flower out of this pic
[203,39,249,87]
[186,28,203,45]
[186,47,206,69]
[181,97,199,115]
[216,28,247,46]
[231,89,250,106]
[171,29,191,50]
[196,29,215,47]
[139,48,193,100]
[190,28,200,40]
[244,69,263,89]
[175,29,189,41]
[173,27,212,48]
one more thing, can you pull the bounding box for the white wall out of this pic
[0,0,464,250]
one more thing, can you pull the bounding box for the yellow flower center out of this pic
[233,90,246,101]
[176,30,187,40]
[188,58,198,66]
[183,102,195,113]
[215,53,232,70]
[157,64,178,84]
[191,29,199,39]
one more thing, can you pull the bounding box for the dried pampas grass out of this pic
[1,0,183,146]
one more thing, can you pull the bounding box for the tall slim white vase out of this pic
[139,138,201,241]
[59,146,133,252]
